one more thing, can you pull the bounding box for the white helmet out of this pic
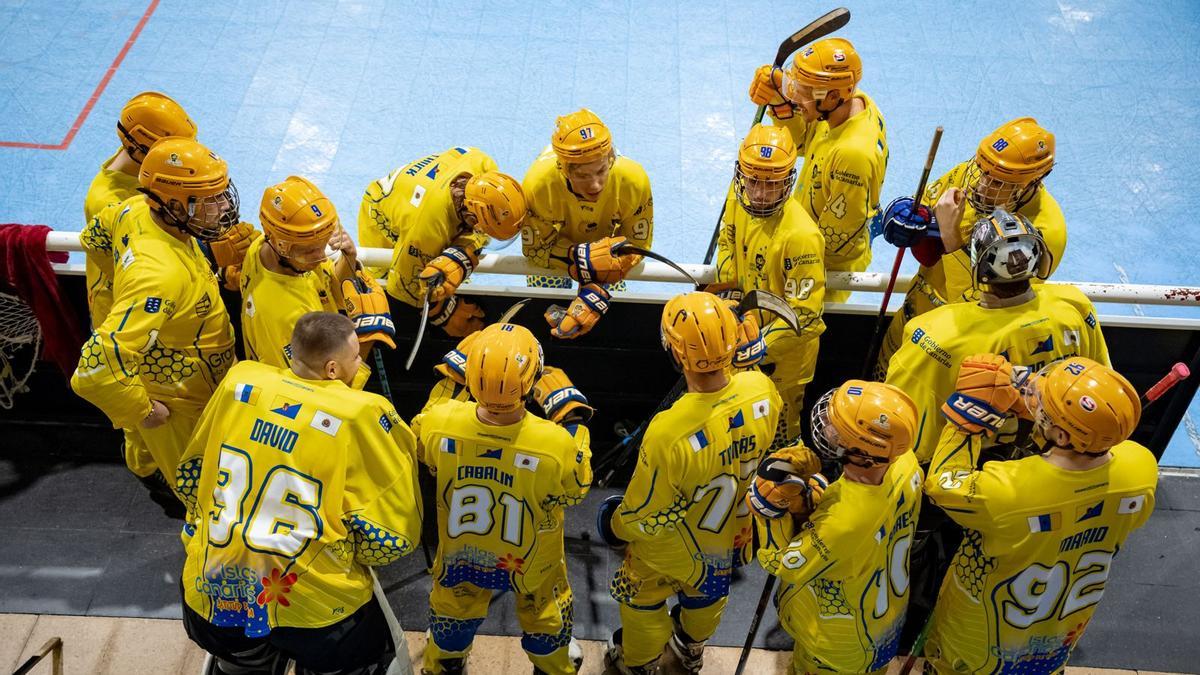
[968,209,1052,286]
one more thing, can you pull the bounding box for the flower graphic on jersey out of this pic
[733,526,753,550]
[1063,621,1089,647]
[496,553,525,572]
[256,568,298,607]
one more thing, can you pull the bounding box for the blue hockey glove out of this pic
[882,196,939,248]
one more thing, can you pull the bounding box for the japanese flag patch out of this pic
[1118,495,1146,514]
[310,410,342,436]
[752,399,771,419]
[514,453,540,472]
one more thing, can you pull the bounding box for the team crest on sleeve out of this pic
[144,297,162,313]
[1085,312,1097,328]
[378,413,393,432]
[310,410,342,436]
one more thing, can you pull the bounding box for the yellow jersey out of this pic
[772,92,888,269]
[71,196,236,430]
[611,371,780,597]
[520,149,653,270]
[885,284,1109,464]
[757,452,923,672]
[80,152,141,325]
[924,424,1158,673]
[178,360,422,636]
[356,147,494,303]
[413,400,592,596]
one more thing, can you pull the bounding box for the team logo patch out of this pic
[271,395,302,420]
[378,413,393,432]
[233,383,258,405]
[832,50,845,62]
[728,410,745,430]
[144,297,162,313]
[195,293,212,317]
[1085,312,1097,328]
[310,410,342,436]
[1079,396,1097,412]
[481,447,503,460]
[1076,501,1103,522]
[272,195,284,211]
[876,413,890,429]
[1027,512,1061,533]
[1029,334,1054,355]
[166,152,183,168]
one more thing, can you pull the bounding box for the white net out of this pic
[0,290,41,409]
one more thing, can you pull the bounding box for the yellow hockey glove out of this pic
[430,296,485,338]
[942,353,1021,435]
[566,236,638,285]
[546,283,610,340]
[341,271,396,350]
[532,366,594,426]
[207,221,259,268]
[419,246,478,302]
[433,331,480,385]
[748,65,794,120]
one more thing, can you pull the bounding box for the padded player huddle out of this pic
[66,29,1158,675]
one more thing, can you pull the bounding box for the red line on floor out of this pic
[0,0,160,151]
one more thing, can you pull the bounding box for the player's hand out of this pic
[430,296,485,337]
[724,300,766,369]
[747,454,827,520]
[935,188,968,251]
[942,353,1021,435]
[748,64,793,119]
[596,495,628,550]
[547,283,610,339]
[882,196,941,248]
[327,227,357,268]
[207,221,259,268]
[342,271,396,349]
[703,282,744,304]
[566,236,638,285]
[419,246,478,302]
[217,264,243,292]
[533,366,594,426]
[142,400,171,429]
[433,331,480,385]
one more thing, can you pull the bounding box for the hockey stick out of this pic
[615,243,701,288]
[405,287,433,371]
[595,290,798,487]
[702,8,852,265]
[860,126,943,379]
[896,360,1191,675]
[734,574,776,675]
[496,297,531,325]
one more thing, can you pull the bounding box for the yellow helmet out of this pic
[139,138,239,241]
[1023,358,1141,455]
[735,124,798,217]
[118,91,197,162]
[966,117,1055,213]
[551,109,613,165]
[781,38,862,103]
[811,381,918,466]
[660,292,739,373]
[464,172,526,240]
[259,176,338,264]
[465,323,544,414]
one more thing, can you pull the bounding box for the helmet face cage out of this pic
[969,212,1051,286]
[733,161,796,217]
[810,387,892,467]
[181,181,240,241]
[964,159,1042,214]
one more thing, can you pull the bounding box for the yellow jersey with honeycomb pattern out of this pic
[413,399,591,596]
[884,283,1109,465]
[356,147,494,301]
[611,371,780,598]
[770,91,887,270]
[756,452,923,672]
[520,149,653,275]
[178,360,421,636]
[923,424,1157,674]
[71,196,236,431]
[80,153,141,326]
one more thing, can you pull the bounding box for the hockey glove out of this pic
[747,454,828,520]
[533,366,594,426]
[342,271,396,349]
[703,282,744,304]
[597,495,628,549]
[566,236,638,285]
[430,295,486,338]
[547,283,610,339]
[207,221,260,268]
[748,65,794,120]
[419,246,478,302]
[433,331,481,385]
[725,301,766,369]
[942,353,1022,435]
[217,264,244,292]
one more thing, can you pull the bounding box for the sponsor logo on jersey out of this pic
[514,453,540,471]
[1079,396,1097,412]
[1085,312,1097,328]
[233,383,258,405]
[271,396,302,420]
[1076,501,1103,522]
[250,418,299,454]
[728,410,745,429]
[1118,495,1145,514]
[752,398,771,419]
[1027,512,1061,533]
[144,297,162,313]
[440,438,457,454]
[1029,334,1054,355]
[310,410,342,436]
[688,429,709,452]
[378,413,392,432]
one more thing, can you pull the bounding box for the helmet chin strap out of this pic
[267,239,307,274]
[815,94,844,122]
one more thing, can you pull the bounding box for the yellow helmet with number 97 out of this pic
[551,109,613,165]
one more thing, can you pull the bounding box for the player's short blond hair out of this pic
[291,312,355,366]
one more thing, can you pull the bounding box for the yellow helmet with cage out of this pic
[464,172,526,241]
[465,323,544,414]
[660,292,739,373]
[139,137,239,241]
[1023,358,1140,456]
[966,117,1055,213]
[735,124,798,217]
[118,91,197,162]
[811,380,918,467]
[551,109,613,165]
[259,176,338,266]
[781,38,862,106]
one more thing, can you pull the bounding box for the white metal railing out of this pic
[43,231,1200,307]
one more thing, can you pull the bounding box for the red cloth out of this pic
[0,224,84,376]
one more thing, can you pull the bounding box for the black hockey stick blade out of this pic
[615,243,701,288]
[741,289,800,333]
[773,8,851,67]
[405,289,432,371]
[496,298,530,325]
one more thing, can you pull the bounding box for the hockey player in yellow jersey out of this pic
[71,137,239,503]
[178,313,422,674]
[748,38,887,301]
[884,209,1108,467]
[876,118,1064,377]
[598,292,780,674]
[752,380,923,674]
[524,109,653,338]
[414,322,593,674]
[241,175,396,392]
[923,354,1157,673]
[717,123,826,444]
[357,147,527,337]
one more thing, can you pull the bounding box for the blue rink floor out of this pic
[2,0,1199,465]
